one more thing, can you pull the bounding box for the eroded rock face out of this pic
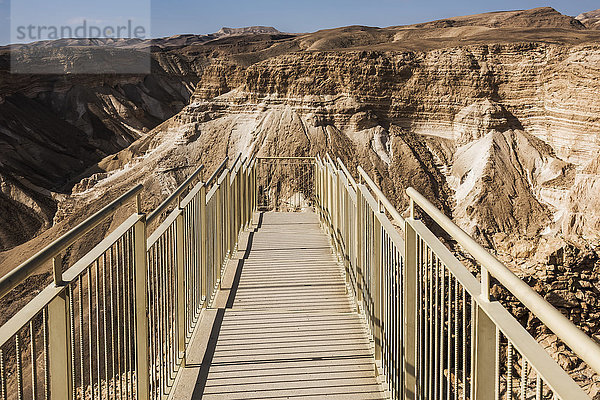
[1,7,599,396]
[3,6,600,252]
[577,9,600,29]
[0,50,201,250]
[175,45,600,260]
[4,32,598,275]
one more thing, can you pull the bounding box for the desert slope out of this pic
[577,9,600,29]
[1,6,599,298]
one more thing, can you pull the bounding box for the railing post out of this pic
[175,208,186,366]
[200,184,208,306]
[252,163,257,218]
[232,169,237,246]
[237,169,241,231]
[335,169,341,256]
[374,205,382,364]
[403,212,417,400]
[246,164,251,226]
[48,254,73,398]
[344,185,351,289]
[133,215,150,400]
[216,173,224,286]
[312,158,319,213]
[47,289,73,399]
[356,187,363,304]
[241,165,247,230]
[226,170,232,258]
[471,268,498,399]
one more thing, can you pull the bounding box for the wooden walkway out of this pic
[173,211,388,399]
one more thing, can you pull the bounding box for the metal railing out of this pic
[2,151,600,400]
[315,155,600,400]
[255,157,315,211]
[0,155,256,399]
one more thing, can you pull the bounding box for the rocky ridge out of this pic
[577,9,600,29]
[1,8,600,392]
[0,28,297,251]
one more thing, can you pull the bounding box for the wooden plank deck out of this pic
[172,211,388,399]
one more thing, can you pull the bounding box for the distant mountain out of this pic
[215,26,282,36]
[576,9,600,29]
[404,7,586,30]
[5,26,287,51]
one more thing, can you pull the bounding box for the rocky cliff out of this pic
[1,6,599,395]
[177,43,600,261]
[4,7,598,265]
[0,29,297,250]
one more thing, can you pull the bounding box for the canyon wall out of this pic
[1,8,599,394]
[23,41,598,276]
[171,44,600,266]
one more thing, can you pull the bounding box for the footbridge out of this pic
[1,155,599,399]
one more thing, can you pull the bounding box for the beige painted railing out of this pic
[255,156,315,211]
[2,151,599,400]
[0,154,256,399]
[315,155,600,400]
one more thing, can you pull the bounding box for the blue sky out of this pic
[0,0,598,45]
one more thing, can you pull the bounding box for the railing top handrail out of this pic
[406,186,600,375]
[336,158,357,189]
[147,164,204,225]
[357,166,405,226]
[325,153,335,168]
[0,183,143,300]
[247,154,256,168]
[230,153,242,173]
[206,157,229,188]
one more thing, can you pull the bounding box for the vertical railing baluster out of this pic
[446,269,452,400]
[507,341,514,399]
[88,269,95,400]
[102,253,109,398]
[374,201,382,365]
[30,319,37,399]
[428,248,434,399]
[521,359,528,399]
[94,260,102,399]
[77,275,84,398]
[436,258,442,397]
[176,205,186,367]
[356,186,363,304]
[454,278,459,400]
[0,349,5,400]
[462,287,467,400]
[16,334,23,400]
[434,256,440,400]
[109,247,117,397]
[133,214,150,400]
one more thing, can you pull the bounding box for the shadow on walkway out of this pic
[191,212,263,397]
